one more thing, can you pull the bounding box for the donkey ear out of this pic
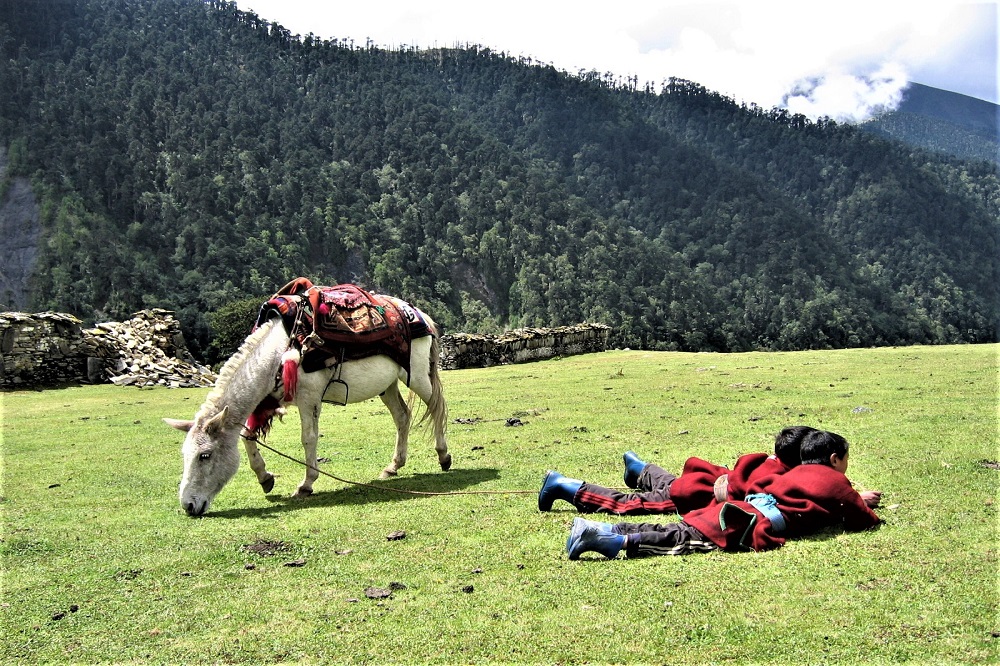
[205,405,230,434]
[163,418,194,432]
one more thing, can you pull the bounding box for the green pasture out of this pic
[2,344,998,664]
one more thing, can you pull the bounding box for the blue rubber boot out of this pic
[538,471,583,511]
[566,517,626,560]
[623,451,648,489]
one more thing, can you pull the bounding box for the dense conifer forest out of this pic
[1,0,998,361]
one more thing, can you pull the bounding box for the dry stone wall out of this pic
[439,323,611,370]
[1,309,216,389]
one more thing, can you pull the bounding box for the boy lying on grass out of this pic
[564,429,882,560]
[539,425,817,515]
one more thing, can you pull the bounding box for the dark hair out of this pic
[773,425,817,467]
[799,430,850,466]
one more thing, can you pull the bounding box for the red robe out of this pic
[683,463,881,552]
[670,453,792,514]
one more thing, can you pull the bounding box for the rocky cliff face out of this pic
[0,146,41,310]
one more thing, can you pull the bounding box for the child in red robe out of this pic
[539,426,815,516]
[565,429,882,559]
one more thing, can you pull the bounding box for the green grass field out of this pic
[2,344,998,664]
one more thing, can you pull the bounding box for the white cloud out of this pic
[623,2,994,119]
[782,64,910,123]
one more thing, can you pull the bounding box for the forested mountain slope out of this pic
[1,0,997,360]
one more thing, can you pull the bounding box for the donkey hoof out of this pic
[291,487,313,500]
[260,474,275,494]
[379,469,398,480]
[440,454,453,471]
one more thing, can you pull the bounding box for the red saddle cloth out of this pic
[255,278,433,383]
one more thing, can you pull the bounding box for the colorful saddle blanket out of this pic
[254,278,433,384]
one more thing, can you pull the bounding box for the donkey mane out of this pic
[198,318,281,418]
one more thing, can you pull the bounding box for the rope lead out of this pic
[243,435,535,496]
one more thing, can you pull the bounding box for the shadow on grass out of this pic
[208,466,506,518]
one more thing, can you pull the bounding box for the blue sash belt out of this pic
[745,493,787,533]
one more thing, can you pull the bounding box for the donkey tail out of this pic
[417,333,448,440]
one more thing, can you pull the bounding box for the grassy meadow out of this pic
[2,344,998,664]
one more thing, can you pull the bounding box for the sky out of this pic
[233,0,998,123]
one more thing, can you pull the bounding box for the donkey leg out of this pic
[379,382,410,479]
[434,416,451,472]
[293,401,322,498]
[242,437,276,493]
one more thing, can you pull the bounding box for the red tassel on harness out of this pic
[281,347,301,402]
[246,395,284,441]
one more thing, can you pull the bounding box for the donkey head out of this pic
[164,405,241,516]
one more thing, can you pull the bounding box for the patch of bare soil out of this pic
[242,539,292,557]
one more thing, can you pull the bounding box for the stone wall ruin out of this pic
[438,323,611,370]
[1,309,216,389]
[2,309,611,389]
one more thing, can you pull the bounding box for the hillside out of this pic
[861,83,1000,164]
[0,0,997,360]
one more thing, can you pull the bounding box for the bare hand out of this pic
[860,490,882,508]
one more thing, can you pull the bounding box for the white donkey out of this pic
[164,312,450,516]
